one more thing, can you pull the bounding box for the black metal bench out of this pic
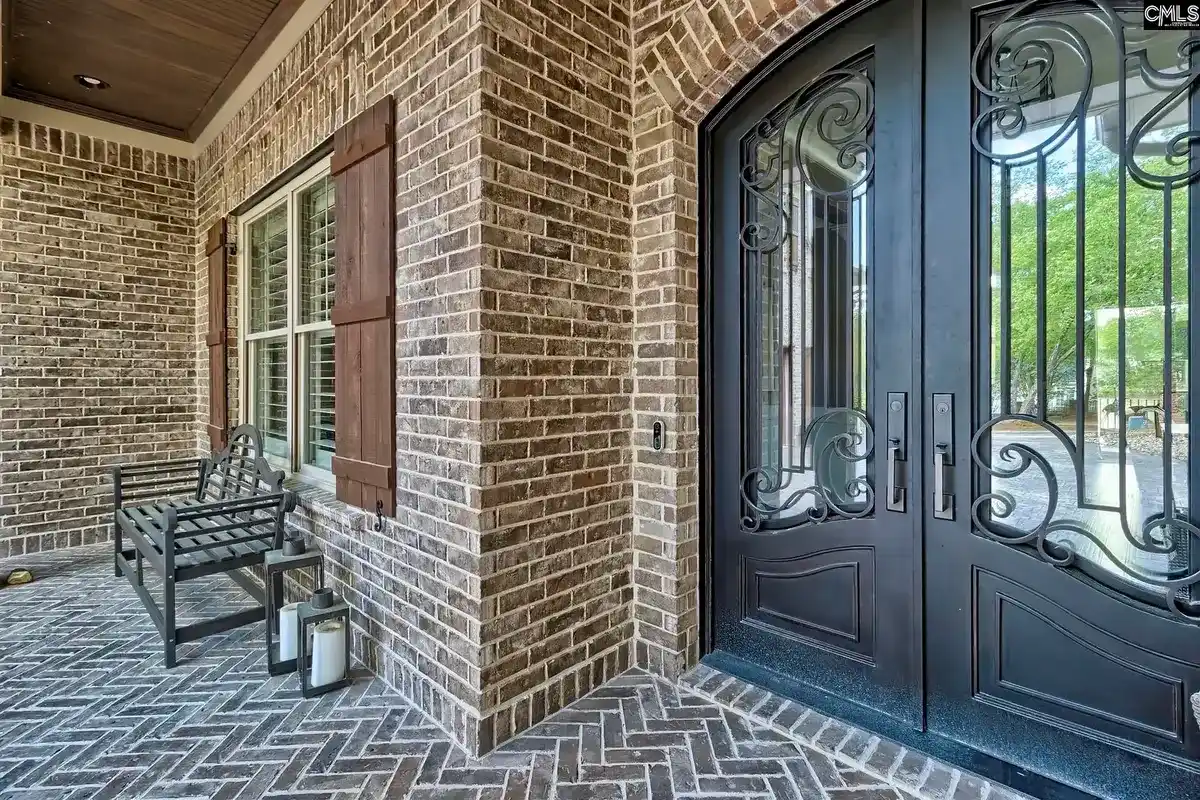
[112,424,297,667]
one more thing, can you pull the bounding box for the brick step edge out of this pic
[678,664,1031,800]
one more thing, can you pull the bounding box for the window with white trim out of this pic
[239,159,335,483]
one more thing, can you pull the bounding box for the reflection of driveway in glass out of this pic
[986,429,1189,595]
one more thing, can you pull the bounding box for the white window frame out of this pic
[238,157,335,487]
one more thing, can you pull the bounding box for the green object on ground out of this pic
[2,569,33,586]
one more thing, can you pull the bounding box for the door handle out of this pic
[886,439,905,512]
[885,392,906,512]
[933,444,952,519]
[932,393,954,520]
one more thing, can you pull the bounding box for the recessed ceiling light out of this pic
[74,74,109,90]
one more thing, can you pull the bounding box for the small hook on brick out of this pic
[373,500,385,532]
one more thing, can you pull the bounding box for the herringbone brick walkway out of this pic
[0,546,1022,799]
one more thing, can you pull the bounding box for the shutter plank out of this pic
[333,154,358,509]
[371,98,397,517]
[330,296,392,325]
[360,105,391,516]
[206,219,229,452]
[330,455,392,489]
[332,97,395,516]
[342,161,364,510]
[338,325,363,509]
[330,120,390,176]
[361,319,384,513]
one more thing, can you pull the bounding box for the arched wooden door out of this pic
[708,0,923,728]
[925,2,1200,797]
[705,1,1200,797]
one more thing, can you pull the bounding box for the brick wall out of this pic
[193,0,643,755]
[474,0,635,748]
[0,119,195,558]
[196,0,492,754]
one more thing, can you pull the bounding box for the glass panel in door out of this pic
[974,7,1200,616]
[741,65,875,531]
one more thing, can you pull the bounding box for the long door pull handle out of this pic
[886,439,906,512]
[933,443,953,520]
[932,393,955,520]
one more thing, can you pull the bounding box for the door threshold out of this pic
[694,652,1100,800]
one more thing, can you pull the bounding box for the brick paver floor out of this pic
[0,545,1024,799]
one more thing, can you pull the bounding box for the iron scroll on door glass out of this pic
[739,62,878,533]
[972,0,1200,619]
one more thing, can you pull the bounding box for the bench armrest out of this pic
[160,491,298,542]
[112,458,205,508]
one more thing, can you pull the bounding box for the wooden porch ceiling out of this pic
[1,0,306,141]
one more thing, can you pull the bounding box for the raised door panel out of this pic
[743,547,876,662]
[974,567,1195,756]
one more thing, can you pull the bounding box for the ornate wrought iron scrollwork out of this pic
[971,416,1200,620]
[1126,36,1200,191]
[973,1,1200,188]
[972,0,1200,619]
[971,8,1094,165]
[973,1,1200,171]
[740,67,875,254]
[741,409,874,532]
[737,62,876,535]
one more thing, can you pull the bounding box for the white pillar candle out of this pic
[278,603,300,661]
[310,620,347,687]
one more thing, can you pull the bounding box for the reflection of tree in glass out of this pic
[992,138,1189,418]
[1095,306,1187,403]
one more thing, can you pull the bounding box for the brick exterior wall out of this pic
[0,0,850,757]
[475,0,636,748]
[0,119,195,558]
[193,0,642,756]
[195,0,491,754]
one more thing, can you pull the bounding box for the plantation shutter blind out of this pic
[300,178,337,471]
[205,219,229,451]
[331,98,396,515]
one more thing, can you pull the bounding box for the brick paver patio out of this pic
[0,546,1024,800]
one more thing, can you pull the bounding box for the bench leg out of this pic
[163,573,177,668]
[136,552,144,586]
[113,520,122,578]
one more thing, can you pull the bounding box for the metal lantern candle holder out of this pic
[264,536,325,676]
[296,587,352,698]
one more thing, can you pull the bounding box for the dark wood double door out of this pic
[707,2,1200,798]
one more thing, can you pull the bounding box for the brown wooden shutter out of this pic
[331,98,396,515]
[205,219,229,452]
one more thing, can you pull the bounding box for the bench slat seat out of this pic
[117,501,276,565]
[112,425,297,667]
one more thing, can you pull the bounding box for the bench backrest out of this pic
[199,424,286,502]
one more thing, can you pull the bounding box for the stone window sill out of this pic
[282,475,369,530]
